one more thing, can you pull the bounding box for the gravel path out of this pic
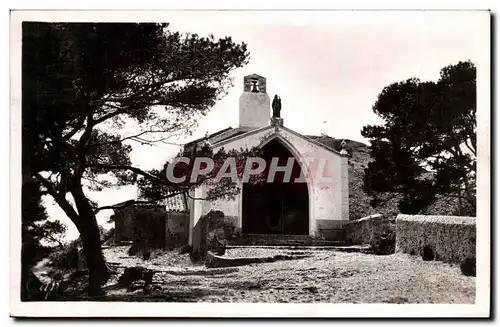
[102,246,475,303]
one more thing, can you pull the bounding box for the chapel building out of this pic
[186,74,349,244]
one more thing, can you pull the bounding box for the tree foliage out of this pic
[21,179,67,300]
[22,22,249,293]
[361,61,476,215]
[22,179,66,268]
[135,144,265,205]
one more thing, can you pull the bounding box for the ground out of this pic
[95,245,475,303]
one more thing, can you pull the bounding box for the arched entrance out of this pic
[242,138,309,235]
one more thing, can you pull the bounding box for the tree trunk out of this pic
[36,171,110,295]
[71,186,110,296]
[77,219,110,295]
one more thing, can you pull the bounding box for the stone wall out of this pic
[395,214,476,263]
[114,205,189,248]
[113,206,136,242]
[316,219,346,241]
[343,214,395,245]
[165,212,190,248]
[127,205,168,249]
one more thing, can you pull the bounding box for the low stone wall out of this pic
[205,251,310,268]
[395,214,476,263]
[343,214,395,245]
[316,219,346,241]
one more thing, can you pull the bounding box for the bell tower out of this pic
[239,74,271,129]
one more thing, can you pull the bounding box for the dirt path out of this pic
[102,246,475,303]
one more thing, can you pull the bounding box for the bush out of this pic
[189,250,203,263]
[128,241,158,261]
[460,257,476,276]
[179,244,193,254]
[369,230,395,255]
[100,227,114,244]
[118,266,156,290]
[143,248,151,260]
[191,210,227,262]
[207,230,226,256]
[126,207,167,259]
[48,240,85,271]
[127,243,138,256]
[131,207,166,249]
[422,245,434,261]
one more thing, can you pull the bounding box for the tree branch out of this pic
[62,116,86,141]
[92,74,199,126]
[88,164,165,184]
[186,192,207,201]
[81,176,112,189]
[35,173,81,225]
[464,138,477,157]
[24,220,65,248]
[94,191,186,213]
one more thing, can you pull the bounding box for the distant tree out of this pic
[22,22,249,294]
[22,180,66,266]
[362,61,476,215]
[21,179,66,300]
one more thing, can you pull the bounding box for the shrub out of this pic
[191,210,232,262]
[48,239,85,271]
[127,243,138,256]
[130,207,167,248]
[179,244,193,254]
[460,257,476,276]
[118,266,156,289]
[207,232,226,256]
[143,248,151,260]
[128,240,158,261]
[369,229,395,255]
[189,250,203,263]
[422,245,434,261]
[100,227,114,244]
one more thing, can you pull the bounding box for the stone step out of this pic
[226,244,370,252]
[228,234,347,246]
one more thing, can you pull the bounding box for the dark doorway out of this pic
[242,139,309,235]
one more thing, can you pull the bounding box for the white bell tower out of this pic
[238,74,271,129]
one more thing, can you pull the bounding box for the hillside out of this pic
[309,135,473,219]
[308,135,401,220]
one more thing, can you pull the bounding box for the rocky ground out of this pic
[95,245,475,303]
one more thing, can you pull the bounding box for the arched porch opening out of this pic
[242,138,309,235]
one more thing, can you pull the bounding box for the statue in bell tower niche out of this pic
[272,95,282,118]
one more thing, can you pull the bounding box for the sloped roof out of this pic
[112,192,188,213]
[164,192,188,212]
[210,124,346,156]
[184,127,233,147]
[245,73,265,79]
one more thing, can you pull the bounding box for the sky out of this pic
[41,10,489,241]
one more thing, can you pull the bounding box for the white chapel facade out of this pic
[187,74,349,242]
